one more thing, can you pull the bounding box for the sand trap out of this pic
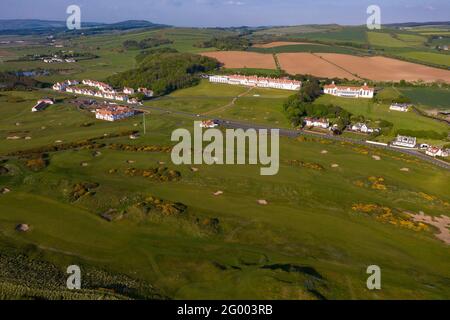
[372,155,381,161]
[80,162,89,167]
[191,167,199,172]
[15,224,30,232]
[409,212,450,245]
[253,41,324,48]
[25,136,31,140]
[1,187,11,194]
[201,51,277,69]
[55,140,63,143]
[6,136,21,140]
[400,167,410,172]
[278,53,358,79]
[213,191,224,196]
[321,150,328,154]
[257,199,268,205]
[331,164,339,168]
[126,160,135,164]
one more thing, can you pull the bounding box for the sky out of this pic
[0,0,449,27]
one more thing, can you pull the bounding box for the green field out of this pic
[396,51,450,68]
[315,94,449,144]
[399,87,450,111]
[1,25,450,300]
[1,88,450,299]
[248,44,363,55]
[148,80,292,127]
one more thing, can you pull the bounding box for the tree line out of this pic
[107,51,220,96]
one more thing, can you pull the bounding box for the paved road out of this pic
[139,104,450,171]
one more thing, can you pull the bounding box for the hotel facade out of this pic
[324,81,374,98]
[209,75,302,91]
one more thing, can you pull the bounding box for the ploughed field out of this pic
[202,51,450,83]
[0,89,450,299]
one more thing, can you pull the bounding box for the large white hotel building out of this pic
[324,81,374,98]
[209,75,302,91]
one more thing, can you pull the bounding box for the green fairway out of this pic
[148,80,292,127]
[1,100,450,299]
[1,23,450,300]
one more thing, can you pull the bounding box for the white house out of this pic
[138,87,154,97]
[52,82,66,91]
[324,81,374,98]
[426,146,449,157]
[209,74,301,91]
[351,123,379,134]
[200,120,219,128]
[392,135,417,148]
[390,103,411,112]
[123,87,135,95]
[32,99,54,112]
[95,106,135,122]
[304,117,330,129]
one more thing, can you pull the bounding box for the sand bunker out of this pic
[213,191,224,196]
[257,199,268,205]
[201,51,276,69]
[409,212,450,245]
[372,155,381,161]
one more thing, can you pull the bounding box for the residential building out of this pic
[200,120,219,128]
[390,103,411,112]
[32,99,54,112]
[304,117,330,129]
[95,106,135,122]
[351,123,379,134]
[209,75,302,91]
[138,87,154,97]
[426,146,449,157]
[324,81,374,98]
[123,87,135,95]
[392,135,417,148]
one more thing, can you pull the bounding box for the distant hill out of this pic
[0,19,102,31]
[0,19,168,35]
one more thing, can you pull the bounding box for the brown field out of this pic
[277,53,358,79]
[252,41,324,48]
[202,50,450,83]
[0,49,15,57]
[201,51,276,69]
[316,53,450,83]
